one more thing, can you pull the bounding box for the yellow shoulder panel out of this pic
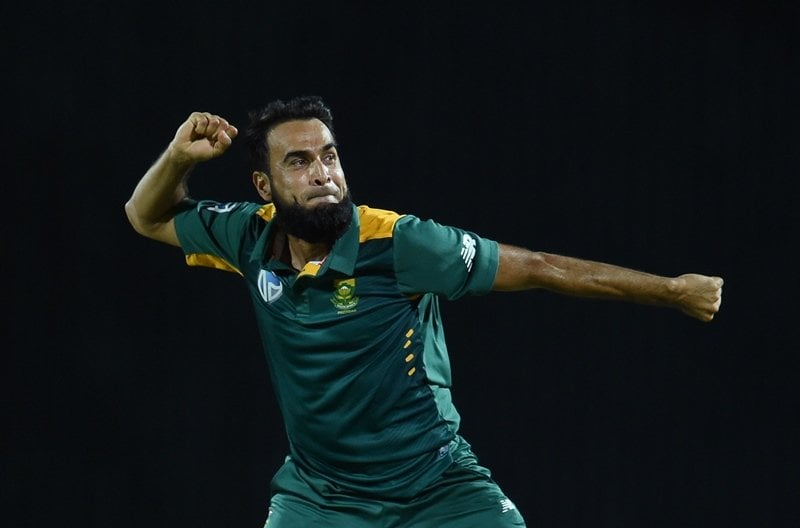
[185,254,243,276]
[358,205,404,242]
[255,203,277,222]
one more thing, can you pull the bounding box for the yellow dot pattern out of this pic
[404,328,416,376]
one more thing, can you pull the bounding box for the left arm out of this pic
[493,243,723,322]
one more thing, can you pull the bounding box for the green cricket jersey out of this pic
[173,201,499,498]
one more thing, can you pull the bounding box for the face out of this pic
[252,118,353,245]
[262,118,347,209]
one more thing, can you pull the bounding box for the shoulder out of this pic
[357,205,406,242]
[175,200,272,238]
[182,200,271,217]
[197,201,275,226]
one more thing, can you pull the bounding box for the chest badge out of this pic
[257,269,283,303]
[331,278,359,314]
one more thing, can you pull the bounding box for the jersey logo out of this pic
[460,234,476,271]
[257,270,283,303]
[205,202,238,213]
[500,498,517,513]
[331,278,359,314]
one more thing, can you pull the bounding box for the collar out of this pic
[250,203,360,278]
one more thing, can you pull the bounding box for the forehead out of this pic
[267,119,334,155]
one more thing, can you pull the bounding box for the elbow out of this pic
[124,198,180,246]
[124,198,146,236]
[124,197,160,239]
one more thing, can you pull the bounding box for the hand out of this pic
[674,273,724,322]
[169,112,238,164]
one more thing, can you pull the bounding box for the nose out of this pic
[309,157,331,186]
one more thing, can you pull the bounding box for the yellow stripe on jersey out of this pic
[357,206,404,242]
[185,253,242,275]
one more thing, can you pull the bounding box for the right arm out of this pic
[124,112,238,246]
[493,243,723,322]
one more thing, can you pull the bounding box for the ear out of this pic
[252,171,272,202]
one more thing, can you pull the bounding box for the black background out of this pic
[4,1,799,527]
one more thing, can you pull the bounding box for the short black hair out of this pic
[243,95,335,174]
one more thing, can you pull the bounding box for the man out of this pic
[125,95,722,527]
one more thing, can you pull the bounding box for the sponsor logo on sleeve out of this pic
[460,234,476,271]
[205,202,238,213]
[500,498,517,513]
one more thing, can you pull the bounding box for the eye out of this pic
[289,158,307,167]
[323,152,337,164]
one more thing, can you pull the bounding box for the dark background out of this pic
[4,1,799,527]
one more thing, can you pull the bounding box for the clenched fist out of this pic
[674,274,724,322]
[169,112,238,165]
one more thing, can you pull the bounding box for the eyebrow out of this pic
[282,142,338,163]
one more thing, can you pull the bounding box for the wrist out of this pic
[164,144,197,170]
[665,276,685,304]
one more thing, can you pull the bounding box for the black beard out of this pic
[272,192,354,246]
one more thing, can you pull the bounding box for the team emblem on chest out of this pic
[331,278,359,314]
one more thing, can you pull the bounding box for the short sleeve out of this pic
[174,200,263,274]
[393,215,499,299]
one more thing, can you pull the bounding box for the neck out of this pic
[287,234,331,271]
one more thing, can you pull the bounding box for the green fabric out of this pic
[174,201,500,497]
[265,436,526,527]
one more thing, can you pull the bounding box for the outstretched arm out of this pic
[124,112,238,246]
[493,243,723,322]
